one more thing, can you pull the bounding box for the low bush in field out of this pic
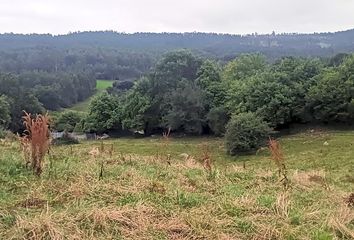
[225,112,270,155]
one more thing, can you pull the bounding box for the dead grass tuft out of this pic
[14,208,65,240]
[274,192,290,218]
[291,170,327,189]
[84,204,193,239]
[21,112,51,176]
[328,205,354,239]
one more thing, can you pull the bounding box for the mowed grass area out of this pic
[0,131,353,239]
[69,80,114,112]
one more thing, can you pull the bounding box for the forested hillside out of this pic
[1,29,354,135]
[1,29,354,58]
[1,29,354,81]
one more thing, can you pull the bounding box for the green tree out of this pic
[83,93,121,133]
[273,57,323,122]
[55,111,84,132]
[197,60,226,108]
[227,72,294,127]
[223,54,267,83]
[0,95,10,128]
[306,68,354,122]
[164,81,207,134]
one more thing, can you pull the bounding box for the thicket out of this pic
[81,51,354,154]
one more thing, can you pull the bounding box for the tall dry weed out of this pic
[21,112,51,176]
[268,138,289,187]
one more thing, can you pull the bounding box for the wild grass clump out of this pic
[21,112,51,176]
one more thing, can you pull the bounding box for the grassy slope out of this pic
[68,80,114,112]
[0,131,353,239]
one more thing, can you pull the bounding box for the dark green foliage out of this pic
[164,81,207,134]
[207,106,229,136]
[0,95,10,129]
[83,93,121,133]
[121,50,205,134]
[18,71,96,110]
[108,80,134,94]
[197,60,226,108]
[227,72,295,127]
[225,112,270,155]
[0,127,5,139]
[306,69,353,122]
[120,78,153,132]
[76,52,354,138]
[223,54,267,82]
[55,111,84,132]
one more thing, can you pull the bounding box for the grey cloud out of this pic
[0,0,353,34]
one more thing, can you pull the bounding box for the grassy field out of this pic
[0,130,353,239]
[69,80,114,112]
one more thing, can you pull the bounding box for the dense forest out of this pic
[0,29,354,80]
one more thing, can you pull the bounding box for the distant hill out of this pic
[0,29,354,59]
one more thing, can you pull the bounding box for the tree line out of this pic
[1,30,354,59]
[0,71,96,132]
[63,50,353,154]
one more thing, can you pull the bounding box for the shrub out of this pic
[55,111,84,132]
[225,112,270,155]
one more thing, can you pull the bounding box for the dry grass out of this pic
[199,143,212,173]
[1,132,354,239]
[21,112,51,176]
[328,205,354,239]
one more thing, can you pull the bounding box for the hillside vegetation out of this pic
[69,80,114,112]
[0,130,353,239]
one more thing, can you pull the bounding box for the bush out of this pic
[55,111,84,132]
[225,112,271,155]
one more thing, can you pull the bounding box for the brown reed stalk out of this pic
[22,111,51,176]
[268,138,289,187]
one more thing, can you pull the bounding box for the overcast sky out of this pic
[1,0,353,35]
